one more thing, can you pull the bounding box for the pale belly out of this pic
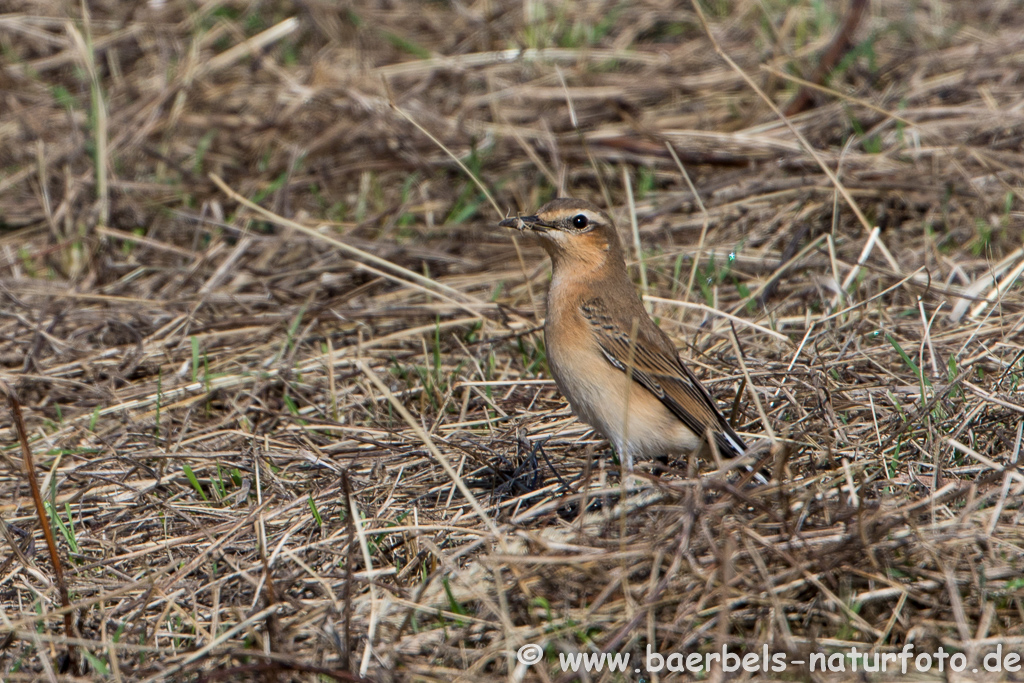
[545,323,700,468]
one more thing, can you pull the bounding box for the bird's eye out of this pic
[571,214,589,229]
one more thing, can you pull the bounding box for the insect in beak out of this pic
[498,214,546,233]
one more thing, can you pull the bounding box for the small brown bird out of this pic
[499,198,747,471]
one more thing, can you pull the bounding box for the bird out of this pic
[499,197,749,473]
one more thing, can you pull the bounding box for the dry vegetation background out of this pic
[2,0,1024,680]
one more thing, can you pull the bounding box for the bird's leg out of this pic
[532,437,571,492]
[512,432,542,491]
[652,453,673,476]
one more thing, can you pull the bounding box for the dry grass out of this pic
[1,0,1024,680]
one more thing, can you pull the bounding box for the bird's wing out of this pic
[580,297,746,456]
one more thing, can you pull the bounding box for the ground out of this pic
[1,0,1023,681]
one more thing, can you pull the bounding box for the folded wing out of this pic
[580,297,746,457]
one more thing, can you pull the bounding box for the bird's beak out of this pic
[498,215,549,233]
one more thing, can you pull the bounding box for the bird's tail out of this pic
[715,426,769,485]
[714,423,746,459]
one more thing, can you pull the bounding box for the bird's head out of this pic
[498,198,622,269]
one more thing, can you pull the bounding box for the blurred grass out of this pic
[1,0,1024,680]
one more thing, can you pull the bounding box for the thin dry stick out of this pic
[821,267,925,325]
[763,65,916,127]
[138,605,281,683]
[386,98,502,219]
[728,330,776,441]
[372,46,663,79]
[841,457,859,506]
[987,421,1023,537]
[665,142,711,305]
[785,266,928,374]
[557,64,616,215]
[255,507,280,656]
[489,83,559,190]
[947,438,1024,485]
[208,173,488,319]
[199,17,299,76]
[510,235,542,324]
[621,166,648,303]
[969,251,1024,321]
[963,381,1024,416]
[782,0,869,116]
[357,362,508,550]
[72,2,107,227]
[386,95,541,321]
[690,0,874,236]
[346,472,381,677]
[919,300,943,379]
[5,389,78,669]
[728,234,828,315]
[949,245,1024,322]
[644,296,790,343]
[834,226,880,309]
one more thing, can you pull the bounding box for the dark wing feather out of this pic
[580,297,746,457]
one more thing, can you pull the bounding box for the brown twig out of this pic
[783,0,871,116]
[3,384,78,671]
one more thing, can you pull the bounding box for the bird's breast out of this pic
[544,283,607,423]
[543,288,699,461]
